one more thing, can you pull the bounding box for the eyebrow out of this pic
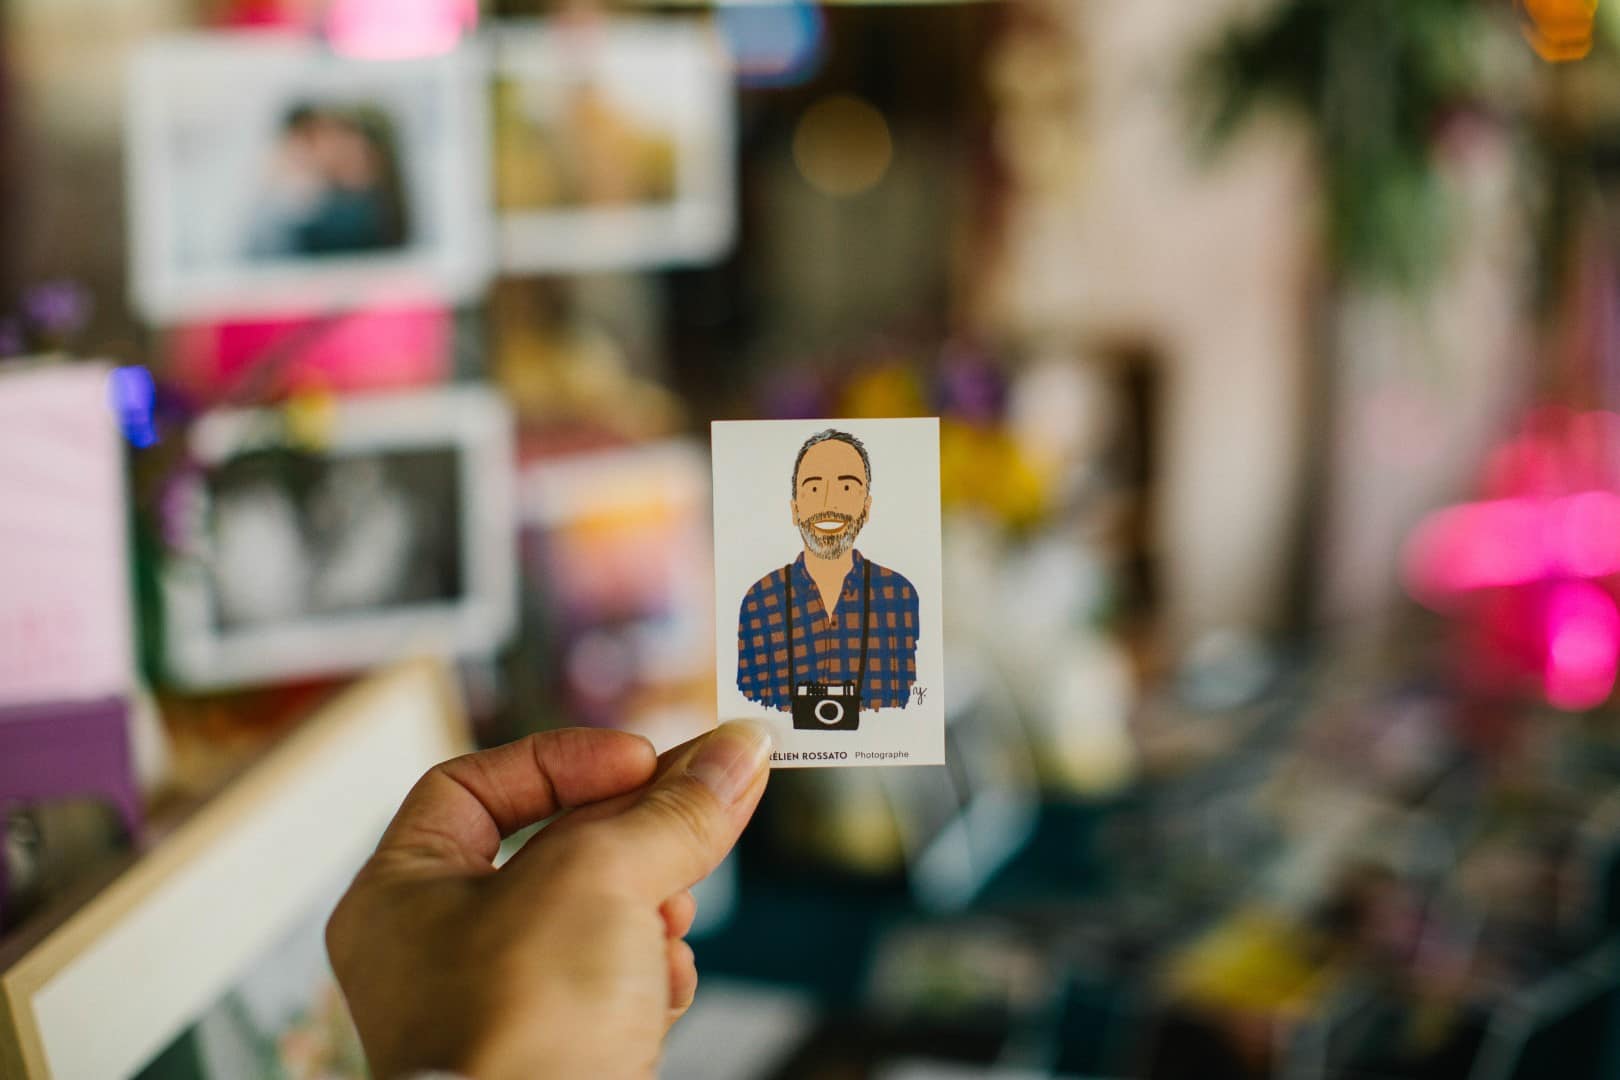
[836,474,865,485]
[799,475,822,486]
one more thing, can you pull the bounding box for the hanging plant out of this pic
[1189,0,1507,291]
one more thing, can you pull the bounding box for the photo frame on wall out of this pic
[0,659,469,1079]
[493,18,736,273]
[519,440,715,753]
[160,385,515,691]
[126,32,493,322]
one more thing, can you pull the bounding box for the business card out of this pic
[712,419,944,767]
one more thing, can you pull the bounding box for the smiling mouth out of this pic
[812,520,848,534]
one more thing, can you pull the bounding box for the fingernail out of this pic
[685,721,772,804]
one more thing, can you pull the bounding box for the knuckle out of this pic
[424,751,484,799]
[423,754,464,786]
[324,889,363,976]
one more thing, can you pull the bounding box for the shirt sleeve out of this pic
[899,577,920,707]
[737,580,766,704]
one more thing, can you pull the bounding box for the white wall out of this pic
[993,0,1529,643]
[993,0,1315,643]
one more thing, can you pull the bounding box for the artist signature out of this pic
[912,685,928,704]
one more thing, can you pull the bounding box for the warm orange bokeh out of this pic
[1519,0,1599,62]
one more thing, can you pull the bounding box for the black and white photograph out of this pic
[126,33,492,321]
[205,447,463,632]
[161,387,514,689]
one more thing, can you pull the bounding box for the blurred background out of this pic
[4,0,1620,1077]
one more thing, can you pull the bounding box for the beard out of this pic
[798,509,866,559]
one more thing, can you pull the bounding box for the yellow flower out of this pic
[284,385,337,450]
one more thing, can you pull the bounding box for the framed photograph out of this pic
[493,18,736,273]
[126,33,492,323]
[519,441,715,753]
[711,419,946,768]
[161,386,515,690]
[0,659,469,1079]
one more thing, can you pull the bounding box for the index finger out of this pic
[373,728,658,876]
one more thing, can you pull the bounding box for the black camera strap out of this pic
[782,558,871,708]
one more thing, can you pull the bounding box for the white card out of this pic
[712,419,944,767]
[0,363,135,708]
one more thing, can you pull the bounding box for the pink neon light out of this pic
[1403,408,1620,710]
[1404,491,1620,602]
[1544,581,1620,710]
[326,0,476,60]
[1549,490,1620,578]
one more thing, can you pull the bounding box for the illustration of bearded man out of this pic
[736,429,920,714]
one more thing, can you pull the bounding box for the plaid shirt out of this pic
[736,549,920,711]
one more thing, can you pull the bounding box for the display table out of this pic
[0,660,467,1080]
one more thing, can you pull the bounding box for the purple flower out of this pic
[22,280,92,338]
[157,464,204,551]
[759,369,832,419]
[937,343,1005,423]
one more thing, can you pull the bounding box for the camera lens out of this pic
[814,699,845,726]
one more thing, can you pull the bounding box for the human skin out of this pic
[793,438,871,615]
[325,721,772,1079]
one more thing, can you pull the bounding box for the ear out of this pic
[790,497,799,524]
[863,493,872,517]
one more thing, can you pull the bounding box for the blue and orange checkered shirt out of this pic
[736,549,920,711]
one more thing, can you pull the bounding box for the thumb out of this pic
[596,721,773,901]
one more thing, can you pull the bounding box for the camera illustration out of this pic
[791,682,862,730]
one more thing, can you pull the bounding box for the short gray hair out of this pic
[792,429,871,498]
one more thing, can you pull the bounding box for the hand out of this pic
[326,721,772,1079]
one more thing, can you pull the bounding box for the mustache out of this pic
[801,511,855,525]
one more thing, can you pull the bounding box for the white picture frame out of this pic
[161,385,515,690]
[493,18,736,273]
[0,659,469,1079]
[126,32,493,323]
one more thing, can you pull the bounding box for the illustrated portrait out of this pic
[735,429,921,728]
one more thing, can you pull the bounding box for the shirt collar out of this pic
[792,548,865,594]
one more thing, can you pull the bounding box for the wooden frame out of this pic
[0,658,468,1079]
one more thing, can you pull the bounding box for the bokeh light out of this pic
[1520,0,1600,62]
[792,94,894,197]
[107,365,157,449]
[325,0,476,60]
[1544,580,1620,710]
[1404,409,1620,710]
[717,0,826,89]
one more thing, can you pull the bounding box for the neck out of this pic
[803,547,854,579]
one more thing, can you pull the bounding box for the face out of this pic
[793,439,871,559]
